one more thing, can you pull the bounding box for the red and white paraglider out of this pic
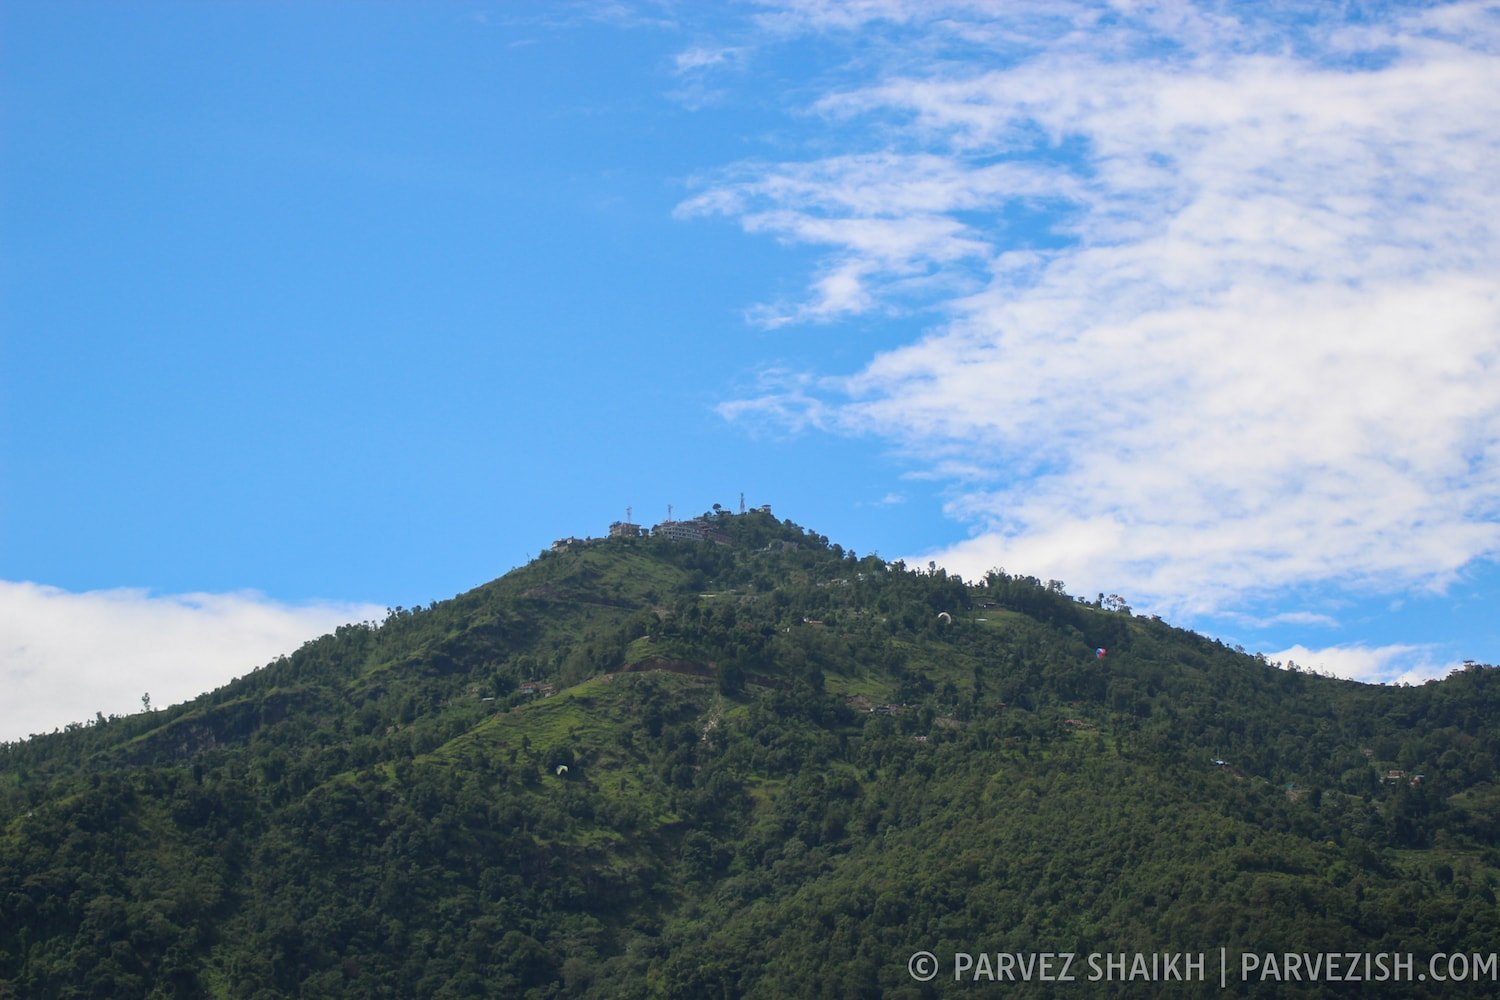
[1095,647,1107,660]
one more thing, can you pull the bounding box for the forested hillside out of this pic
[3,511,1499,998]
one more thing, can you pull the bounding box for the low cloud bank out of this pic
[0,581,385,743]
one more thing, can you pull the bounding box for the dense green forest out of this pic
[3,511,1499,997]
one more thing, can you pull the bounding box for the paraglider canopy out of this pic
[937,612,952,625]
[1095,648,1107,660]
[556,764,569,776]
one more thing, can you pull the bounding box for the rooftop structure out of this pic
[608,498,765,542]
[653,519,709,543]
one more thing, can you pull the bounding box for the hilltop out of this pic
[3,510,1499,998]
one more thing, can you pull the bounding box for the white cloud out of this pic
[0,581,385,743]
[1270,642,1461,686]
[700,1,1500,618]
[680,153,1068,324]
[751,0,1092,39]
[1228,609,1342,630]
[674,44,742,72]
[668,43,750,107]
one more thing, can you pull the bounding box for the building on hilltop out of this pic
[653,519,708,543]
[609,499,763,544]
[653,518,730,545]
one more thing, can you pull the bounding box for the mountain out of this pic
[3,511,1499,998]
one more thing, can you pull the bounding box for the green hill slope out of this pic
[3,511,1499,998]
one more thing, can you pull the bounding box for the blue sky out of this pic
[4,0,1499,740]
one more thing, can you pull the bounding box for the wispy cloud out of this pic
[1224,608,1342,631]
[667,42,750,108]
[674,44,743,73]
[680,153,1064,323]
[698,1,1500,618]
[1270,642,1461,686]
[0,581,384,743]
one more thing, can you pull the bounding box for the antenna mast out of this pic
[739,492,746,514]
[667,503,674,522]
[626,505,632,524]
